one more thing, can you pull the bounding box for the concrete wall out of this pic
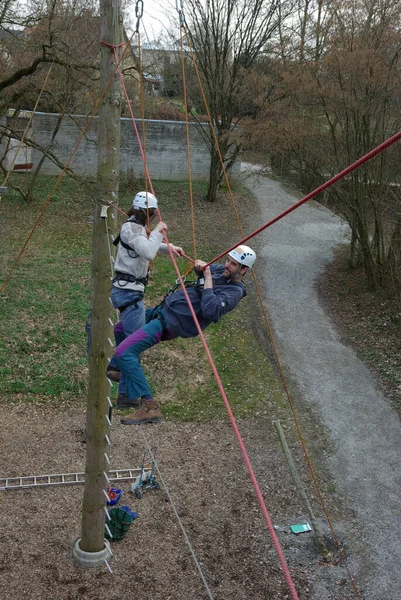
[2,111,239,181]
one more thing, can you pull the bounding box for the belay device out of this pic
[131,448,160,499]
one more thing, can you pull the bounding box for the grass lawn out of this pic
[0,173,283,421]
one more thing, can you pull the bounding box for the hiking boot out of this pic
[120,400,162,425]
[106,364,120,382]
[116,394,140,410]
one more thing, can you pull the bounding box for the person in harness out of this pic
[107,191,184,409]
[114,245,256,425]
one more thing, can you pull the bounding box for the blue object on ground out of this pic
[106,487,122,506]
[119,505,138,519]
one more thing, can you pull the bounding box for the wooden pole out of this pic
[274,420,330,558]
[77,0,122,556]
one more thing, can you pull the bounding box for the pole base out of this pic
[73,538,112,568]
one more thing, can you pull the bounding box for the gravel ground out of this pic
[2,168,397,599]
[0,402,354,600]
[244,170,401,600]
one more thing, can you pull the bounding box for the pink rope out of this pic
[111,47,299,597]
[113,47,195,263]
[206,130,401,267]
[164,246,300,599]
[112,47,154,194]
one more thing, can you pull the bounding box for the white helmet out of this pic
[228,245,256,268]
[133,191,158,210]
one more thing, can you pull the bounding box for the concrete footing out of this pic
[73,538,112,568]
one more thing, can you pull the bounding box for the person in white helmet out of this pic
[107,191,184,408]
[114,244,256,425]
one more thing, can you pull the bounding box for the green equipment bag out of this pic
[105,507,135,542]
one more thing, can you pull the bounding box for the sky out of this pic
[126,0,178,41]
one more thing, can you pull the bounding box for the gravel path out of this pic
[243,170,401,600]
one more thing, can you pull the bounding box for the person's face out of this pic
[223,255,245,279]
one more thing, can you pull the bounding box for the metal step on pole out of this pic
[0,468,143,491]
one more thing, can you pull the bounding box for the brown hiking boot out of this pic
[120,400,162,425]
[116,393,140,410]
[106,364,120,382]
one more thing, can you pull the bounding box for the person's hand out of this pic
[171,245,185,256]
[194,259,207,271]
[203,265,211,279]
[154,221,167,233]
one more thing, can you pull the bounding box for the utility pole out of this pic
[74,0,122,567]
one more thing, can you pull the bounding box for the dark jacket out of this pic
[163,265,246,339]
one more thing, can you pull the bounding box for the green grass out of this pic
[0,173,284,420]
[162,309,284,422]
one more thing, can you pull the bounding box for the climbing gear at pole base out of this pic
[106,487,122,506]
[130,448,160,499]
[120,400,162,425]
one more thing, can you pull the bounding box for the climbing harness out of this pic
[112,215,151,286]
[112,235,139,257]
[112,271,148,289]
[115,291,145,313]
[112,216,141,255]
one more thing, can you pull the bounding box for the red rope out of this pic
[112,46,154,192]
[163,245,300,599]
[206,130,401,267]
[110,47,196,267]
[112,47,299,598]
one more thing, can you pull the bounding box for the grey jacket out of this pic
[113,219,169,292]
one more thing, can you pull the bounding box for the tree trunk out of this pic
[206,145,221,202]
[26,113,65,202]
[384,215,401,294]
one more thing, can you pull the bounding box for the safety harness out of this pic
[146,273,246,340]
[112,216,139,254]
[117,292,145,314]
[112,271,149,289]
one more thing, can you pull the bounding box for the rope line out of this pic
[180,24,244,235]
[155,238,300,599]
[109,44,198,269]
[139,429,214,599]
[179,20,365,596]
[104,48,298,589]
[206,130,401,267]
[110,45,153,190]
[179,26,197,260]
[136,30,152,235]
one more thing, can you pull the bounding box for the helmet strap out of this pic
[231,265,243,279]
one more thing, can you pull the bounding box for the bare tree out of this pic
[248,0,401,295]
[0,0,103,199]
[184,0,292,202]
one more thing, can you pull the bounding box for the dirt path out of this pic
[243,169,401,599]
